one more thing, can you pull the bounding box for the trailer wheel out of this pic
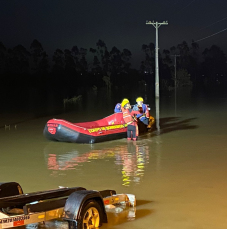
[79,200,102,229]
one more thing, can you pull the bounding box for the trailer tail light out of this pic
[13,220,24,226]
[104,199,110,205]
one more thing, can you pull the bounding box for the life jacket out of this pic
[123,109,139,136]
[114,103,122,113]
[136,104,150,119]
[144,104,150,118]
[123,109,139,127]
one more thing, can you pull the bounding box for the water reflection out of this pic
[155,98,160,133]
[117,142,149,186]
[44,141,150,186]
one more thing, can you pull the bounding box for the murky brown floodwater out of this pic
[0,88,227,229]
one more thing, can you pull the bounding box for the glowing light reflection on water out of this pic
[45,141,150,187]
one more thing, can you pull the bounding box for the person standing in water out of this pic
[121,99,140,141]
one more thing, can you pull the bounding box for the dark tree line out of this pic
[0,39,227,99]
[140,40,227,90]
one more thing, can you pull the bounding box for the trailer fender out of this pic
[63,190,107,225]
[0,182,23,198]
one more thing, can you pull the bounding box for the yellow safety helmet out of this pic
[136,97,143,102]
[121,98,129,107]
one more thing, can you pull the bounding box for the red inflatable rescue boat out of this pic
[43,113,128,144]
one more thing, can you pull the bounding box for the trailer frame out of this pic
[0,182,136,229]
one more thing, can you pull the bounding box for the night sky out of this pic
[1,0,227,68]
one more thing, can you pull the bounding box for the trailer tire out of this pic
[76,199,102,229]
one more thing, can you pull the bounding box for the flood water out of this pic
[0,87,227,229]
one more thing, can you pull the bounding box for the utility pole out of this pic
[146,20,168,133]
[146,21,168,98]
[171,54,180,115]
[172,54,180,93]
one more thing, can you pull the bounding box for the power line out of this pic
[168,0,196,17]
[198,16,227,31]
[194,27,227,43]
[178,0,196,12]
[164,1,226,45]
[174,0,182,5]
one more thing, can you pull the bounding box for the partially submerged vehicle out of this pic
[43,113,154,144]
[0,182,136,228]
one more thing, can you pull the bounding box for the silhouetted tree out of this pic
[170,46,176,55]
[140,43,155,74]
[162,49,172,66]
[188,41,200,85]
[0,42,7,75]
[1,36,227,99]
[202,45,227,84]
[175,68,192,87]
[121,48,132,72]
[91,55,101,72]
[8,45,30,75]
[159,51,172,88]
[110,46,122,73]
[78,48,88,72]
[30,39,46,75]
[38,51,49,76]
[52,49,65,75]
[89,47,101,72]
[176,41,190,69]
[190,40,199,59]
[71,45,80,74]
[64,49,76,75]
[89,40,110,74]
[71,46,88,72]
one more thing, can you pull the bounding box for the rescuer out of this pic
[133,97,150,126]
[114,98,129,113]
[121,99,140,141]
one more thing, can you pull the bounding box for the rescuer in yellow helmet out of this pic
[136,97,143,103]
[114,98,130,113]
[121,98,130,108]
[122,99,140,141]
[134,97,150,126]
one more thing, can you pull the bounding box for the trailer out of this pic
[0,182,136,229]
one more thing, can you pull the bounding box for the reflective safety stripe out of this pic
[123,110,133,124]
[144,104,150,118]
[136,125,139,136]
